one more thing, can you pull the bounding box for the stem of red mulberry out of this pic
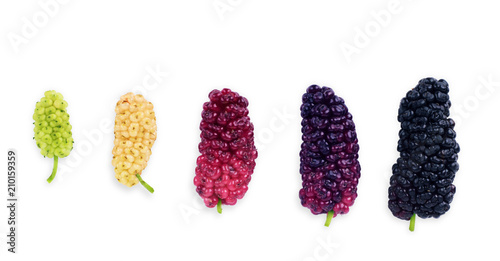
[136,174,154,193]
[217,198,222,214]
[324,211,334,227]
[409,213,416,232]
[47,156,58,183]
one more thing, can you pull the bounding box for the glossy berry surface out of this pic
[33,90,73,183]
[194,88,257,211]
[112,93,157,192]
[33,90,73,159]
[299,85,361,221]
[388,78,460,221]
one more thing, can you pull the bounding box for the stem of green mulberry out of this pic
[409,213,416,232]
[324,210,334,227]
[47,156,58,183]
[217,198,222,214]
[136,174,154,193]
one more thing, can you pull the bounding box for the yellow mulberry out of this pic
[112,93,156,193]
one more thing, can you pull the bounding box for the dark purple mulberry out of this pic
[388,77,460,231]
[299,85,361,227]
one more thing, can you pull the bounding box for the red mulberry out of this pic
[388,77,460,231]
[194,88,258,213]
[299,85,361,227]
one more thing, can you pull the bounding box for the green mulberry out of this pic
[33,90,74,183]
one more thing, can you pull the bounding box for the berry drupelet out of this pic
[194,88,258,213]
[388,77,460,231]
[299,85,361,227]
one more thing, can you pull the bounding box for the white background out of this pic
[0,1,499,260]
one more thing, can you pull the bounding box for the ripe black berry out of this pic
[299,85,361,227]
[388,78,460,231]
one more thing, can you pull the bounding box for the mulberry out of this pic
[388,77,460,231]
[112,93,157,193]
[33,90,74,183]
[299,85,361,227]
[194,88,258,213]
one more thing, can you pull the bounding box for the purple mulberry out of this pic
[388,77,460,231]
[299,85,361,227]
[194,88,258,213]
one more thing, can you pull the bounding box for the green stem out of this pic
[324,211,334,227]
[136,174,154,193]
[409,213,416,232]
[217,198,222,214]
[47,156,58,183]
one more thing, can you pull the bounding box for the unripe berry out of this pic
[33,90,74,183]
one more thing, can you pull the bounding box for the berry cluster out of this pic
[33,90,73,183]
[299,85,361,226]
[112,93,157,193]
[388,78,460,225]
[194,88,258,213]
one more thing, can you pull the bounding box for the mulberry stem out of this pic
[217,198,222,214]
[324,211,334,227]
[136,174,154,193]
[47,156,58,183]
[409,213,416,232]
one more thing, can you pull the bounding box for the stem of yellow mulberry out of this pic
[136,174,154,193]
[47,156,58,183]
